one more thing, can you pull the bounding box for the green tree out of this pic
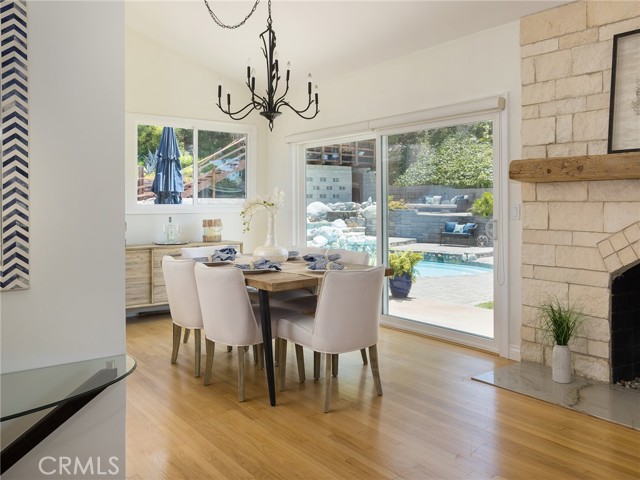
[395,122,493,188]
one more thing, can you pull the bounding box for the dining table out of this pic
[235,256,387,406]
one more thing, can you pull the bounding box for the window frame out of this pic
[125,113,257,215]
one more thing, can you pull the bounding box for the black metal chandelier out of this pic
[204,0,319,131]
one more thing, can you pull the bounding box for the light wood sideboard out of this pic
[125,241,243,309]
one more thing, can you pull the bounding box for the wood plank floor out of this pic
[125,313,640,479]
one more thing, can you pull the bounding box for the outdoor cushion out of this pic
[444,222,457,233]
[462,223,477,234]
[453,224,465,233]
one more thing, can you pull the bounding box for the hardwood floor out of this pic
[125,313,640,479]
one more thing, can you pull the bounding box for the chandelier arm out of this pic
[273,81,290,106]
[217,100,258,120]
[278,100,319,120]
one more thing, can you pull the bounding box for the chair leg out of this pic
[278,339,287,391]
[253,345,258,365]
[368,344,383,396]
[331,354,339,377]
[183,328,190,343]
[256,343,265,370]
[237,346,245,402]
[171,324,181,364]
[313,351,321,380]
[203,339,215,386]
[194,329,201,378]
[360,348,368,365]
[323,353,332,413]
[295,344,305,383]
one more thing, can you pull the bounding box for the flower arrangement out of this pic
[388,250,423,282]
[240,187,285,233]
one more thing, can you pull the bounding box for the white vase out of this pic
[252,210,288,262]
[552,345,572,383]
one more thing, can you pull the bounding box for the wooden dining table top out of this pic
[237,257,389,292]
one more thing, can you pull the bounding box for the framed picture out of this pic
[608,28,640,153]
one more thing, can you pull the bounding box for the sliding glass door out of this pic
[381,116,499,349]
[295,99,508,354]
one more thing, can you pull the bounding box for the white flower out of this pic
[241,187,285,232]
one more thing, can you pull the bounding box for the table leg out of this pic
[258,289,276,406]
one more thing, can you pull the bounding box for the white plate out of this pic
[236,267,279,274]
[306,266,346,273]
[203,261,232,267]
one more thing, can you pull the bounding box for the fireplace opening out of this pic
[611,263,640,384]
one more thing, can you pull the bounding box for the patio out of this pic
[388,242,494,338]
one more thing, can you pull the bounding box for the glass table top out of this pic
[1,354,136,421]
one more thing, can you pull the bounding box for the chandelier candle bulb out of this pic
[217,83,222,98]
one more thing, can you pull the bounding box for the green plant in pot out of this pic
[537,297,585,383]
[388,250,423,298]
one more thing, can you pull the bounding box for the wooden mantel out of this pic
[509,152,640,183]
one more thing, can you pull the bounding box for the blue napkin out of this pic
[234,258,282,271]
[307,259,345,271]
[302,253,341,263]
[210,247,237,262]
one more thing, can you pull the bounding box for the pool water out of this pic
[415,260,492,278]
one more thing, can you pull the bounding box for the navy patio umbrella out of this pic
[151,127,184,204]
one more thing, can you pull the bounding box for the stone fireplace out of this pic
[513,169,640,383]
[515,2,640,383]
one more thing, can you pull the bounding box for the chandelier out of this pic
[204,0,319,131]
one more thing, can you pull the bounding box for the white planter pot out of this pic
[552,345,572,383]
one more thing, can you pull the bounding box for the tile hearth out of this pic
[473,362,639,430]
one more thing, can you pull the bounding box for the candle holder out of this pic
[203,218,223,242]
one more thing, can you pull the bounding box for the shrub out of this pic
[471,192,493,217]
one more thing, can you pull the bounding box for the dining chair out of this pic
[274,248,371,378]
[161,256,204,377]
[276,266,385,412]
[181,245,233,259]
[193,263,289,402]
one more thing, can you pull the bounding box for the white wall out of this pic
[1,2,126,477]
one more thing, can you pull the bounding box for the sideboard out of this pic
[125,241,243,309]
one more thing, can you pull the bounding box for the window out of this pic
[127,114,256,212]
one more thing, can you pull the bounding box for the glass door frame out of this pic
[376,108,509,355]
[289,95,510,357]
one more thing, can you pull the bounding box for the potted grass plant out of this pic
[388,250,423,298]
[538,297,585,383]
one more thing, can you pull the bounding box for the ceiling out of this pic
[125,0,570,84]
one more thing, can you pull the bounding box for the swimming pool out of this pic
[415,260,492,278]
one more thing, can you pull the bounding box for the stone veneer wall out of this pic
[519,1,640,382]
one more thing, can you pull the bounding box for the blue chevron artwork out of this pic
[1,0,30,290]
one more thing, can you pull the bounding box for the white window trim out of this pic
[125,113,257,215]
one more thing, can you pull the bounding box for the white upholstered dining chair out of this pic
[276,266,385,412]
[273,248,372,379]
[193,263,289,402]
[181,245,234,259]
[161,256,204,377]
